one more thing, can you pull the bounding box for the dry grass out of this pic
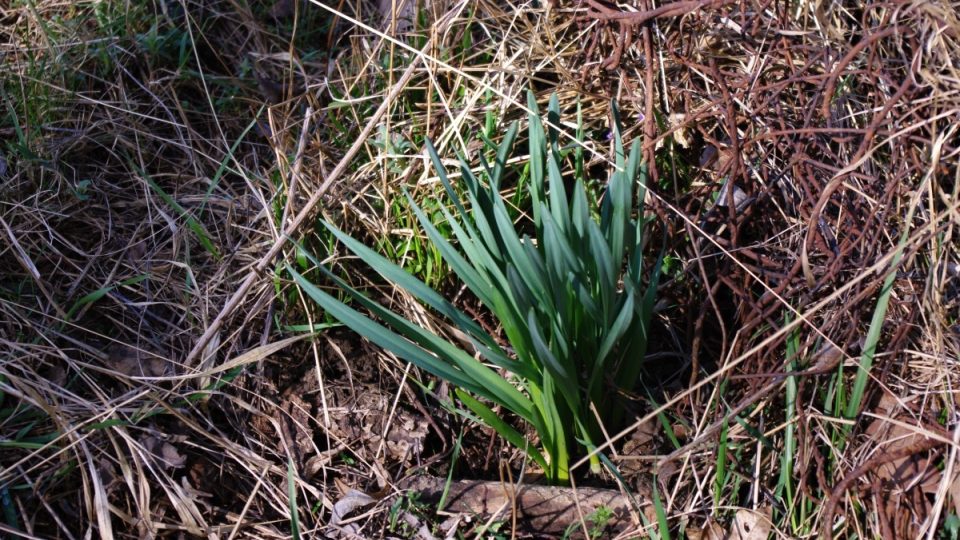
[1,0,958,538]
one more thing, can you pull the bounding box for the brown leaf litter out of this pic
[820,393,953,539]
[689,507,773,540]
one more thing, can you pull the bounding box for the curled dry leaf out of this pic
[326,392,429,465]
[729,507,772,540]
[327,489,376,539]
[714,181,749,211]
[863,394,941,493]
[106,343,168,378]
[687,519,724,540]
[668,113,692,148]
[692,507,772,540]
[620,419,659,476]
[861,393,945,537]
[327,485,437,540]
[140,435,187,470]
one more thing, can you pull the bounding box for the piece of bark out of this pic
[399,475,647,537]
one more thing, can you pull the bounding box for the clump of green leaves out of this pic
[289,92,660,483]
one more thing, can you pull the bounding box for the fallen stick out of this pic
[399,475,649,537]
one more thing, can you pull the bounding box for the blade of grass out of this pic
[714,417,729,510]
[778,320,800,530]
[141,170,221,260]
[841,268,898,422]
[65,274,150,321]
[199,105,264,217]
[289,264,537,419]
[456,389,548,471]
[842,205,912,428]
[287,458,301,540]
[651,476,671,540]
[437,430,464,511]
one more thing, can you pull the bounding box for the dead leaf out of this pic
[689,519,725,540]
[384,413,428,462]
[623,419,658,453]
[394,510,438,540]
[690,510,772,540]
[46,362,68,387]
[700,144,718,168]
[326,391,428,465]
[328,489,376,538]
[160,442,186,469]
[864,394,940,492]
[728,507,772,540]
[107,343,168,378]
[669,113,691,148]
[949,471,960,518]
[141,435,187,470]
[268,0,299,19]
[304,450,336,481]
[714,181,749,211]
[861,393,943,537]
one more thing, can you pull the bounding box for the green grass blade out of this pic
[546,154,569,234]
[842,266,898,422]
[437,431,463,511]
[546,93,562,156]
[651,477,671,540]
[410,194,535,363]
[526,91,546,231]
[490,121,518,188]
[290,266,475,386]
[65,274,150,321]
[777,319,799,519]
[571,179,590,241]
[593,293,636,375]
[458,161,506,262]
[406,193,496,306]
[607,163,630,272]
[572,278,601,322]
[424,139,470,220]
[0,486,19,532]
[714,418,729,510]
[142,171,221,260]
[287,458,301,540]
[456,389,548,471]
[319,218,500,355]
[575,99,585,181]
[491,201,549,307]
[629,161,650,284]
[526,310,572,384]
[610,101,627,169]
[534,376,570,483]
[541,209,583,280]
[586,219,616,320]
[200,106,264,217]
[616,245,663,395]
